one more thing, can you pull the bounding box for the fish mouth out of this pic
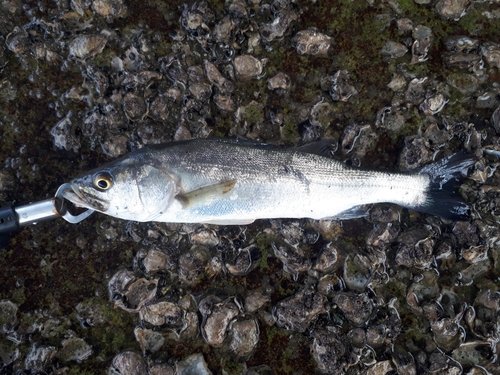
[61,183,110,212]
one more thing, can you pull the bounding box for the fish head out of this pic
[62,158,179,222]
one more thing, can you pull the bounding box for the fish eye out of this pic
[93,172,113,191]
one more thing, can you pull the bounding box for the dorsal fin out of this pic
[295,139,336,158]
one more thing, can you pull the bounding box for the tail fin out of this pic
[414,152,476,221]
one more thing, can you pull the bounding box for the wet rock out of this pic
[420,93,448,115]
[69,35,107,59]
[398,136,432,171]
[228,317,259,358]
[122,92,147,121]
[451,341,494,366]
[92,0,127,19]
[100,134,128,158]
[430,316,465,351]
[225,245,260,276]
[178,245,210,285]
[75,300,106,327]
[0,79,17,102]
[423,123,451,146]
[58,336,92,362]
[175,353,212,375]
[0,300,18,330]
[411,25,433,64]
[380,40,408,59]
[474,288,500,311]
[392,347,417,375]
[214,93,236,111]
[141,249,170,274]
[452,221,479,246]
[311,327,349,374]
[481,42,500,69]
[51,112,80,152]
[333,292,374,326]
[405,77,427,105]
[25,345,57,373]
[442,50,481,68]
[189,227,219,246]
[406,271,440,314]
[445,35,479,52]
[245,291,270,313]
[396,236,434,269]
[260,10,297,42]
[115,278,158,312]
[180,2,214,48]
[199,296,240,347]
[457,259,491,286]
[347,327,366,349]
[367,222,400,249]
[272,242,312,275]
[109,350,148,375]
[233,55,265,80]
[341,123,378,159]
[134,327,165,354]
[326,70,358,102]
[476,92,499,109]
[213,16,235,45]
[139,301,183,327]
[189,82,212,102]
[436,0,469,20]
[267,72,291,91]
[292,28,331,56]
[375,107,405,134]
[446,72,479,95]
[204,60,233,93]
[387,74,407,92]
[149,363,175,375]
[317,274,344,298]
[396,18,413,33]
[343,254,373,292]
[313,242,339,273]
[149,95,170,121]
[492,105,500,133]
[426,352,461,374]
[462,245,488,264]
[274,286,326,333]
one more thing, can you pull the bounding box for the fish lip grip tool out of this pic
[0,183,94,247]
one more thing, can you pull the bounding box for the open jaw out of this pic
[60,183,110,212]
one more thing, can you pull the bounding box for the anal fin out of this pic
[323,205,369,220]
[203,219,255,225]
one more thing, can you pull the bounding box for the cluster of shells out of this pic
[1,0,500,374]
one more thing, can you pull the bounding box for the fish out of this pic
[61,138,475,225]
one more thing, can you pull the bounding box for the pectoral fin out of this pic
[175,179,237,208]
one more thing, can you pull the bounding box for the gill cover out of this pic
[122,163,178,221]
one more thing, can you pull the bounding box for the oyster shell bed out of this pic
[1,0,500,374]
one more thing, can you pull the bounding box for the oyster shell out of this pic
[233,55,266,80]
[68,35,107,59]
[109,350,148,375]
[199,296,240,347]
[274,286,326,333]
[292,28,331,56]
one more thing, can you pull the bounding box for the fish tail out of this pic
[414,152,476,220]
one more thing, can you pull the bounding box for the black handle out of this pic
[0,206,20,235]
[0,206,20,249]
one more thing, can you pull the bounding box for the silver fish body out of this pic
[62,138,473,224]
